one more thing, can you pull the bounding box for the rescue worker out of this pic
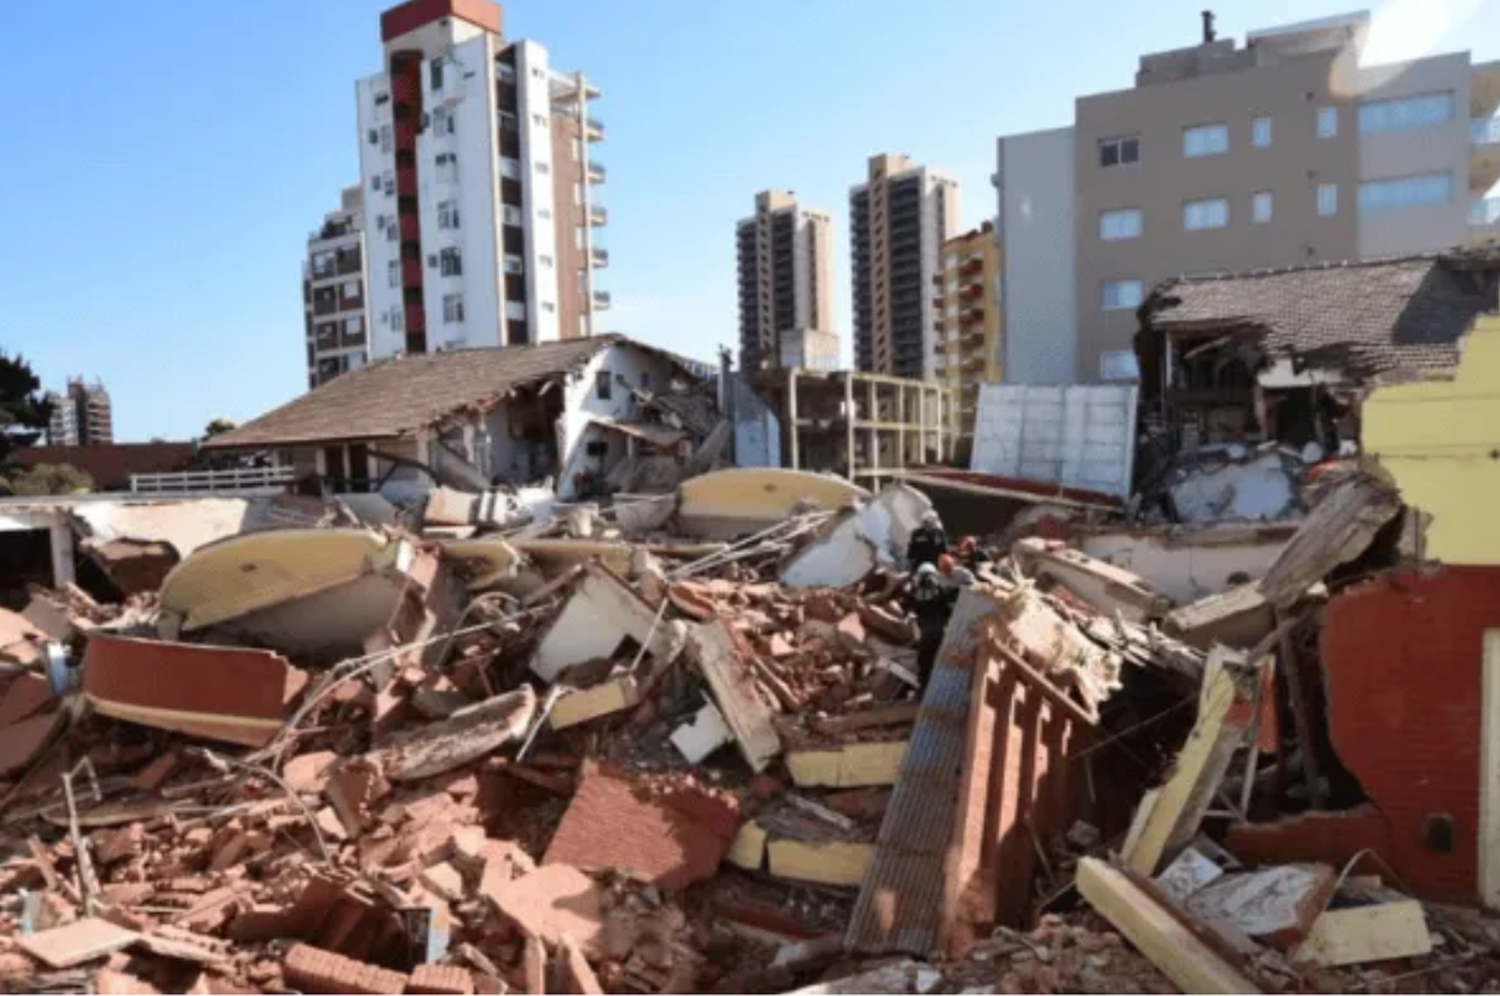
[906,510,948,575]
[911,561,958,686]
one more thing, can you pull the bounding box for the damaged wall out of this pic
[1365,314,1500,566]
[1231,566,1500,905]
[1081,525,1292,604]
[557,346,682,500]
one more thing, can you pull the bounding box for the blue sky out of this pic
[0,0,1494,440]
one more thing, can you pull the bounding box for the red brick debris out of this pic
[0,467,1494,994]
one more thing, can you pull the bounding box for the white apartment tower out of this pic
[735,190,839,372]
[304,186,370,388]
[850,154,960,379]
[356,0,606,359]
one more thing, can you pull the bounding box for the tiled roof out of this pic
[1146,253,1500,378]
[208,337,619,449]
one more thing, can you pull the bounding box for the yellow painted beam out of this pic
[786,741,908,789]
[767,839,875,887]
[549,675,640,730]
[726,822,768,871]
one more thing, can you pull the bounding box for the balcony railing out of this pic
[589,204,608,226]
[591,247,609,267]
[592,289,612,310]
[587,161,606,182]
[1473,117,1500,146]
[132,466,297,496]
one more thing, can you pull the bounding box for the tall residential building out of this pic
[304,186,370,388]
[850,154,960,378]
[934,221,1003,438]
[996,10,1500,385]
[356,0,606,360]
[735,190,838,372]
[47,379,112,446]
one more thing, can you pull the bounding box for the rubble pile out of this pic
[0,466,1496,993]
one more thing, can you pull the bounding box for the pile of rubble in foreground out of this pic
[0,469,1497,994]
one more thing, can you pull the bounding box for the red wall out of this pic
[1233,566,1500,903]
[12,443,195,491]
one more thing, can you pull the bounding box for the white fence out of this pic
[130,466,296,495]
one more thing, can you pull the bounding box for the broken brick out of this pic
[282,943,407,995]
[419,862,465,903]
[407,963,476,995]
[326,758,391,837]
[131,752,180,792]
[94,823,146,866]
[555,933,604,995]
[488,864,605,956]
[0,710,64,778]
[283,750,339,795]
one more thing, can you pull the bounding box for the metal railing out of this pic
[131,466,297,495]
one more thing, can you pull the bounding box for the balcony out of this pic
[589,204,608,226]
[1474,61,1500,120]
[591,246,609,268]
[592,289,612,310]
[586,161,606,183]
[1472,117,1500,193]
[1470,198,1500,241]
[585,116,605,141]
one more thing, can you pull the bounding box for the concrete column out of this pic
[897,384,907,470]
[866,379,879,486]
[843,374,856,482]
[787,369,800,470]
[49,514,75,590]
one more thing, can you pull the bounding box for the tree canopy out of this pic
[0,352,50,465]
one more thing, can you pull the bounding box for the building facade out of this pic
[934,221,1003,439]
[735,190,838,372]
[304,186,370,388]
[355,0,606,360]
[47,379,113,447]
[996,11,1500,384]
[850,154,960,379]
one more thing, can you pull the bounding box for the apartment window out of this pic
[542,301,556,313]
[503,205,524,226]
[1252,116,1272,148]
[540,254,553,267]
[437,200,460,230]
[1317,106,1339,139]
[531,68,545,80]
[382,171,394,196]
[1358,172,1454,213]
[388,259,400,288]
[595,370,612,400]
[443,294,465,323]
[341,279,359,298]
[499,111,518,132]
[385,223,398,242]
[430,60,444,91]
[1318,183,1338,216]
[1183,197,1229,230]
[536,161,550,175]
[369,175,380,191]
[1101,279,1143,311]
[439,247,463,276]
[436,152,458,183]
[374,92,389,106]
[344,316,361,333]
[1099,208,1143,241]
[538,207,552,221]
[532,114,548,128]
[496,61,516,82]
[367,128,378,146]
[1099,135,1139,167]
[1183,123,1229,157]
[1251,191,1273,223]
[379,124,392,154]
[390,306,404,332]
[1358,92,1455,134]
[432,107,455,136]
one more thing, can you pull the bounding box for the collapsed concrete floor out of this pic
[0,467,1497,994]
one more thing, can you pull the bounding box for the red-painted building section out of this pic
[1230,566,1500,904]
[380,0,501,42]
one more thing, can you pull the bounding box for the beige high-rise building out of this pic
[996,10,1500,384]
[736,190,838,371]
[934,221,1003,439]
[850,154,960,378]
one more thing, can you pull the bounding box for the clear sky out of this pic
[0,0,1494,440]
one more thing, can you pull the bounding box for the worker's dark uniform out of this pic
[906,524,948,573]
[911,571,957,687]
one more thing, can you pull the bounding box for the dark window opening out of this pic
[595,371,612,400]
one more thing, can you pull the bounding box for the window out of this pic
[1099,208,1143,240]
[442,294,465,323]
[1252,116,1272,148]
[539,254,553,267]
[585,441,608,458]
[388,260,400,288]
[503,256,524,274]
[1183,197,1229,230]
[531,68,545,80]
[386,223,398,242]
[595,370,612,400]
[369,175,380,191]
[502,205,524,226]
[532,114,548,128]
[499,111,518,131]
[344,315,361,333]
[437,199,460,230]
[1251,191,1273,223]
[1317,106,1339,139]
[390,306,404,332]
[536,161,550,175]
[1359,92,1455,134]
[1318,183,1338,216]
[542,301,555,313]
[379,124,392,153]
[496,61,516,82]
[436,152,458,183]
[1099,135,1139,167]
[432,107,455,136]
[1101,279,1143,311]
[382,171,394,196]
[342,279,359,298]
[1358,172,1454,213]
[439,247,463,276]
[367,128,378,146]
[1183,123,1229,157]
[538,207,552,221]
[429,60,444,91]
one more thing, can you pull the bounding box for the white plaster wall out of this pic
[555,345,678,498]
[998,127,1078,385]
[1080,530,1290,604]
[356,71,403,360]
[515,41,561,343]
[440,33,504,349]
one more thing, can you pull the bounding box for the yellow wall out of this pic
[1364,314,1500,565]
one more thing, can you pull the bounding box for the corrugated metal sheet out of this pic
[845,589,1004,955]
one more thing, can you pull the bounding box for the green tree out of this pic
[203,417,237,439]
[3,463,93,496]
[0,351,50,465]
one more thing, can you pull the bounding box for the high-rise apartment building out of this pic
[735,190,838,371]
[356,0,606,360]
[934,221,1003,439]
[850,154,959,378]
[47,379,112,446]
[996,10,1500,385]
[304,186,370,388]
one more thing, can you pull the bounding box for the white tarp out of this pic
[970,384,1138,499]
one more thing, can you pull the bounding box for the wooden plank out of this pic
[1076,859,1261,994]
[1296,898,1431,967]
